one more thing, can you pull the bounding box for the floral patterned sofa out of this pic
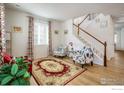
[72,46,94,68]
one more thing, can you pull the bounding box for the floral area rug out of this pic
[32,58,86,85]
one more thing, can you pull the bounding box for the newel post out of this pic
[104,42,107,67]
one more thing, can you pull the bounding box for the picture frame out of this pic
[64,30,68,34]
[54,30,59,34]
[13,26,22,32]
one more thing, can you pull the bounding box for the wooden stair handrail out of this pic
[73,23,105,45]
[73,23,107,67]
[78,14,90,26]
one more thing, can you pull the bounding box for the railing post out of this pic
[104,42,107,67]
[78,24,79,35]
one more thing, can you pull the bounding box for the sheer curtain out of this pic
[34,20,49,45]
[33,19,49,58]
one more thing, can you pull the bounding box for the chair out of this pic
[53,46,67,57]
[73,46,94,68]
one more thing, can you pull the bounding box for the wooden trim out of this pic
[78,14,90,26]
[31,72,40,85]
[104,42,107,67]
[73,23,105,45]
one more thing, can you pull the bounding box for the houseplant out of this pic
[0,57,31,85]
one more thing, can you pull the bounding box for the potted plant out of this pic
[0,57,31,85]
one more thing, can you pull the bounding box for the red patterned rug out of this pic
[32,58,86,85]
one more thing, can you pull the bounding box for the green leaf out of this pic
[16,58,24,63]
[25,80,30,85]
[16,69,26,77]
[0,74,10,78]
[1,75,13,85]
[0,78,3,81]
[18,64,29,70]
[11,80,19,85]
[0,64,11,71]
[11,64,18,75]
[0,74,9,82]
[24,62,32,65]
[0,74,10,81]
[18,78,30,85]
[24,71,30,78]
[18,78,27,85]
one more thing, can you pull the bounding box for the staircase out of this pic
[73,14,107,67]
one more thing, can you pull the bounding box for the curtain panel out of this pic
[48,21,52,55]
[0,3,6,52]
[27,16,34,59]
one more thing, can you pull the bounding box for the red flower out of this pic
[25,59,32,73]
[3,53,12,63]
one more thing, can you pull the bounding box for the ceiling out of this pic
[5,3,124,21]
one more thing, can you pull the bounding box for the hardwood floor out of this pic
[30,51,124,85]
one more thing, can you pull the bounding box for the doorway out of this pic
[114,28,124,51]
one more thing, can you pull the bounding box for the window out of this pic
[34,20,49,45]
[114,34,117,44]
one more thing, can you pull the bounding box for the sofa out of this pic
[72,46,94,68]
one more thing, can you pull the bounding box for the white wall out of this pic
[115,27,124,50]
[6,9,28,57]
[51,21,63,51]
[61,20,84,50]
[107,15,115,59]
[6,8,49,58]
[115,28,121,50]
[121,29,124,50]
